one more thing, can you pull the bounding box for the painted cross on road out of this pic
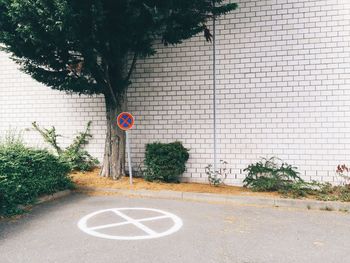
[78,208,183,240]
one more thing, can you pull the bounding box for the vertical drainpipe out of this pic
[212,4,217,172]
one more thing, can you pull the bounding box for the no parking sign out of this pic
[117,112,134,131]
[117,112,135,185]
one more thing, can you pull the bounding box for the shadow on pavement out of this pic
[0,193,88,240]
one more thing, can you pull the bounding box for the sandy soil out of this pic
[71,169,279,198]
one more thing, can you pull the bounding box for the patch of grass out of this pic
[315,183,350,202]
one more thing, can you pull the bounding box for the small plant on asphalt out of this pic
[205,160,229,187]
[32,121,99,171]
[320,206,334,212]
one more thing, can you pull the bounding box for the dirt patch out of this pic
[71,169,279,198]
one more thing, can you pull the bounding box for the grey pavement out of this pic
[0,193,349,263]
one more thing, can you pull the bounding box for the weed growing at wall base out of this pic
[243,157,315,198]
[205,160,229,186]
[316,183,350,202]
[336,164,350,185]
[243,157,350,201]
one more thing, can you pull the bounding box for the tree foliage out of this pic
[0,0,237,102]
[0,0,238,179]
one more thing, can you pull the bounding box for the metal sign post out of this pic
[125,131,133,185]
[117,112,135,185]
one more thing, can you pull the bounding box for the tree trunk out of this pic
[100,96,126,179]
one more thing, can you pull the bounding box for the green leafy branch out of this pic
[32,121,98,171]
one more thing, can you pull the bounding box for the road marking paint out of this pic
[112,209,158,235]
[77,207,183,240]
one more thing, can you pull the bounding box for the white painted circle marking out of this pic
[77,207,183,240]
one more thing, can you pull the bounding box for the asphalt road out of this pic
[1,193,349,263]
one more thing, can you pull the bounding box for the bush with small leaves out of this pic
[0,141,73,216]
[143,141,189,183]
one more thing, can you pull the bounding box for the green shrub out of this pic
[244,158,350,201]
[143,141,189,183]
[0,142,73,216]
[32,121,99,171]
[243,157,302,191]
[243,157,317,198]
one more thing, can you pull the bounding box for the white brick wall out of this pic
[1,0,350,185]
[0,52,107,161]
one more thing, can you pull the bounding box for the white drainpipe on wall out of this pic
[212,7,218,172]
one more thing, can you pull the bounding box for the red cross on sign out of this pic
[117,112,134,131]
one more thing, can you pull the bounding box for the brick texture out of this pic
[1,0,350,185]
[0,52,106,161]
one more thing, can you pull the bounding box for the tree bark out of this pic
[100,95,126,179]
